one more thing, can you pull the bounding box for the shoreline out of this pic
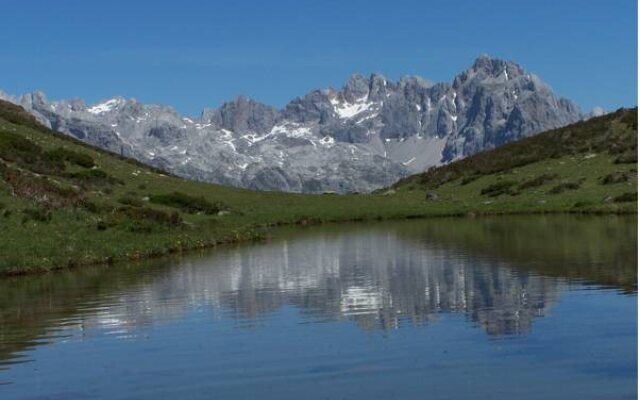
[3,207,635,278]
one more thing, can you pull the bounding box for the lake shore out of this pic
[2,204,635,277]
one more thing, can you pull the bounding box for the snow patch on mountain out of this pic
[88,98,123,114]
[331,96,375,119]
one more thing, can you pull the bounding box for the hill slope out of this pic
[0,101,635,274]
[393,108,637,212]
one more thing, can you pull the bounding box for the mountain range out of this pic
[1,55,589,193]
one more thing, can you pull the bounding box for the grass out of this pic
[0,100,636,275]
[395,108,637,189]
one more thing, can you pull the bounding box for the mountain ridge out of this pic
[1,55,585,193]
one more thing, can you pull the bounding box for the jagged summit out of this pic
[471,54,524,75]
[4,56,583,193]
[201,96,278,135]
[454,55,526,88]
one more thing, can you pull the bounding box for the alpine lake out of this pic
[1,215,636,399]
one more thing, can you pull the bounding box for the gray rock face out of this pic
[201,96,278,134]
[5,56,583,193]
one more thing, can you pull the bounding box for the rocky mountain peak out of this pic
[454,55,526,89]
[3,56,585,194]
[368,74,389,101]
[202,95,278,134]
[472,54,523,76]
[20,91,49,108]
[343,73,370,101]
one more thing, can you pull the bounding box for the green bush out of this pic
[600,171,633,185]
[0,130,64,174]
[112,206,183,232]
[460,175,479,186]
[480,180,518,197]
[81,200,101,214]
[149,191,223,214]
[548,181,582,194]
[118,195,144,207]
[1,162,83,207]
[613,192,637,203]
[518,173,558,190]
[0,100,43,130]
[21,207,52,223]
[64,169,124,186]
[46,147,95,168]
[614,151,637,164]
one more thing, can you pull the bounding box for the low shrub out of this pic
[518,173,558,190]
[600,171,633,185]
[572,201,592,208]
[64,169,124,186]
[46,147,95,168]
[118,195,144,207]
[480,180,518,197]
[0,130,65,174]
[548,181,582,194]
[613,192,637,203]
[1,162,84,207]
[110,206,183,232]
[149,191,223,214]
[96,219,108,231]
[0,203,9,218]
[614,151,637,164]
[81,200,101,214]
[22,207,52,223]
[460,175,479,186]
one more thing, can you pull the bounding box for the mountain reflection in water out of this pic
[93,231,559,336]
[0,215,635,371]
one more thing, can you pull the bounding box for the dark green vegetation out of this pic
[394,108,637,213]
[396,108,637,190]
[0,100,636,274]
[149,191,224,214]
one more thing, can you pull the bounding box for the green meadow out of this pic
[0,101,635,274]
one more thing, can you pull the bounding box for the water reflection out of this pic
[0,215,635,371]
[128,232,561,335]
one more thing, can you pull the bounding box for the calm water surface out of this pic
[0,215,637,399]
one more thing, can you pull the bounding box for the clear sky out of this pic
[1,0,636,116]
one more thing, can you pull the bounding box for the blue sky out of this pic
[1,0,636,115]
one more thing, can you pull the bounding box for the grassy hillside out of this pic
[393,108,637,213]
[0,101,636,274]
